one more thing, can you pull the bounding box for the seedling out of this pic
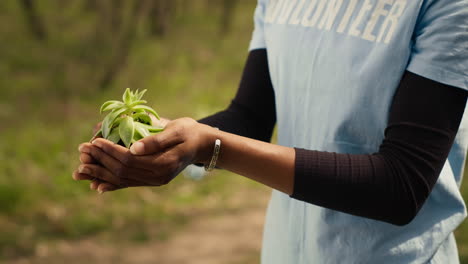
[93,88,163,148]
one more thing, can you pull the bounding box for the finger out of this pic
[79,144,102,170]
[97,182,123,193]
[78,164,121,186]
[78,145,117,188]
[73,170,94,181]
[79,153,95,164]
[78,162,154,187]
[89,139,131,163]
[130,129,184,156]
[150,115,170,127]
[97,179,147,193]
[159,117,171,127]
[79,143,125,176]
[79,143,98,163]
[90,179,100,190]
[89,139,157,169]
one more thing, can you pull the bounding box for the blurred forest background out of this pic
[1,0,468,263]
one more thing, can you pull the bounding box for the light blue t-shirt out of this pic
[249,0,468,263]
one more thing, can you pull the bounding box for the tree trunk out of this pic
[110,0,124,32]
[19,0,47,41]
[149,0,172,37]
[99,0,150,89]
[220,0,237,35]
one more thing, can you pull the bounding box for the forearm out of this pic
[201,125,295,194]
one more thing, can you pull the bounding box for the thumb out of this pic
[130,131,183,156]
[129,141,146,155]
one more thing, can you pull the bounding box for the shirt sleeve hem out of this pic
[248,42,266,52]
[406,57,468,91]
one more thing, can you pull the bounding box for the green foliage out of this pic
[98,88,162,148]
[0,184,23,214]
[0,0,257,260]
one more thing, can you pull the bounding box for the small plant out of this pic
[94,88,163,148]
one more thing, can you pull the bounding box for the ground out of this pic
[9,186,271,264]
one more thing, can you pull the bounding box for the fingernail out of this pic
[91,140,101,147]
[78,145,84,152]
[98,189,104,194]
[130,142,144,155]
[78,165,90,174]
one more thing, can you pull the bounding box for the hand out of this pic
[74,116,174,192]
[73,118,215,193]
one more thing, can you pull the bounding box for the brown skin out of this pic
[74,117,295,195]
[75,116,171,191]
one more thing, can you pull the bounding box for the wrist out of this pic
[195,123,221,165]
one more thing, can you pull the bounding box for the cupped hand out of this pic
[74,116,173,192]
[74,152,105,190]
[73,118,215,193]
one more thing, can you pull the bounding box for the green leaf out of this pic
[136,89,147,100]
[149,128,164,134]
[102,108,127,138]
[123,88,132,105]
[90,128,102,142]
[100,100,121,113]
[135,123,150,138]
[102,101,125,113]
[97,88,161,146]
[133,113,152,125]
[133,130,144,142]
[119,116,135,148]
[130,90,137,102]
[107,127,121,144]
[133,105,160,119]
[101,113,113,138]
[113,117,124,127]
[138,123,164,133]
[128,100,147,107]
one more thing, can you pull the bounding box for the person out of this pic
[74,0,468,263]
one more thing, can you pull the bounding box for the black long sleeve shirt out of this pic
[199,49,468,226]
